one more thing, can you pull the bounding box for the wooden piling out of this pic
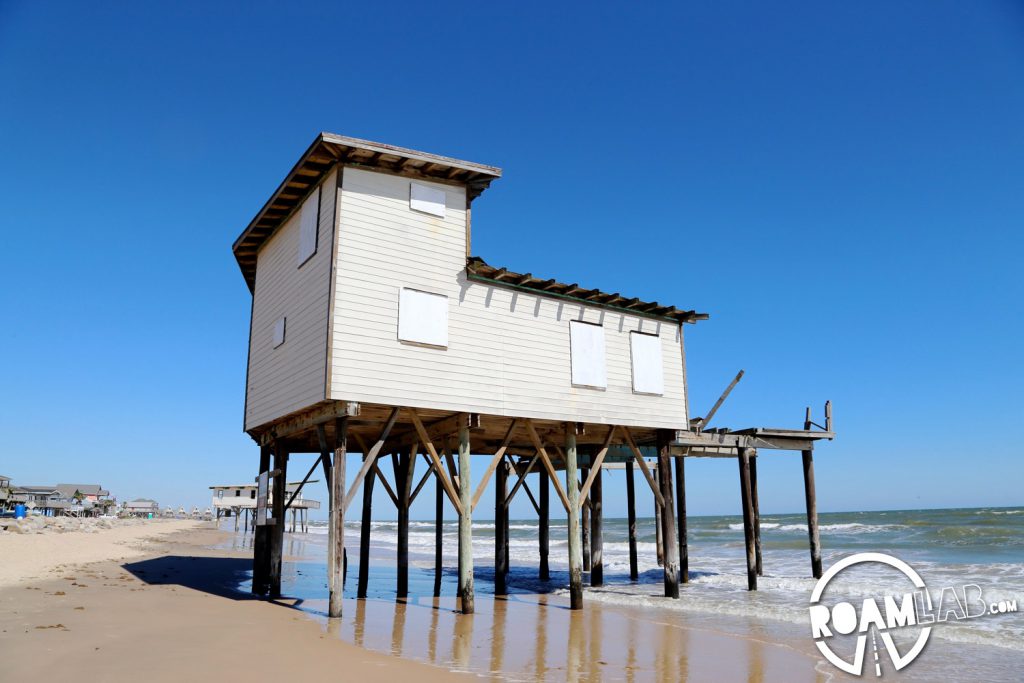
[269,444,289,598]
[495,458,508,595]
[581,467,591,573]
[802,449,823,579]
[654,493,664,568]
[457,424,474,614]
[538,468,550,581]
[397,449,415,599]
[357,451,376,600]
[252,444,271,595]
[565,427,583,610]
[737,446,757,591]
[675,453,688,583]
[328,417,348,616]
[433,469,443,597]
[625,460,638,581]
[750,454,762,577]
[657,430,679,599]
[590,465,603,587]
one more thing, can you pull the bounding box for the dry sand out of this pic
[0,524,474,682]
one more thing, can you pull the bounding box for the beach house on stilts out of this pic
[231,133,834,618]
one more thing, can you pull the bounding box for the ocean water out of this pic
[228,507,1023,680]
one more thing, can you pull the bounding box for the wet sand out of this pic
[0,524,846,682]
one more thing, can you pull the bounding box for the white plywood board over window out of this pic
[630,331,664,395]
[297,187,320,267]
[398,288,448,348]
[409,182,446,218]
[569,320,607,389]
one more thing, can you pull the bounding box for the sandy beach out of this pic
[0,522,838,682]
[0,522,476,682]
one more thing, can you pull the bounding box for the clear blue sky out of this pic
[1,1,1021,520]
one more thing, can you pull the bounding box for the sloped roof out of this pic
[56,484,109,497]
[233,133,502,293]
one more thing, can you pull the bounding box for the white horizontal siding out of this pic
[245,169,336,430]
[329,167,687,429]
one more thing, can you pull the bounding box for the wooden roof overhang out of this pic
[232,133,503,293]
[466,256,709,325]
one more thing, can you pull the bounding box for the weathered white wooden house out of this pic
[232,133,832,618]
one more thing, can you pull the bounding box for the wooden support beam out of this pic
[357,449,375,600]
[252,445,271,596]
[524,420,571,513]
[285,454,322,509]
[342,407,399,513]
[581,468,590,572]
[580,426,616,502]
[256,401,360,447]
[408,410,462,515]
[626,460,639,581]
[751,454,762,577]
[621,427,665,508]
[738,446,757,591]
[505,451,539,506]
[520,476,541,515]
[676,451,689,584]
[590,464,603,587]
[495,459,508,595]
[371,461,399,508]
[802,442,823,579]
[565,427,583,610]
[457,424,474,614]
[433,469,443,598]
[471,419,517,511]
[328,418,347,617]
[408,453,434,504]
[269,444,288,597]
[396,445,415,599]
[658,430,680,598]
[654,482,664,567]
[538,468,550,581]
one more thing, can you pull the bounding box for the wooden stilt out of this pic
[590,465,603,587]
[626,460,638,581]
[433,468,443,598]
[234,508,240,532]
[565,427,583,610]
[675,453,689,583]
[397,447,416,599]
[357,451,376,600]
[538,468,550,581]
[802,449,823,579]
[750,454,762,577]
[328,417,348,617]
[495,458,508,595]
[657,430,679,599]
[269,444,288,598]
[654,493,664,568]
[737,446,757,591]
[457,423,474,614]
[581,466,591,573]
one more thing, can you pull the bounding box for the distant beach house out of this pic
[10,485,68,515]
[0,476,10,509]
[123,499,159,517]
[210,482,319,532]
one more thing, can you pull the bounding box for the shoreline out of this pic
[0,522,844,682]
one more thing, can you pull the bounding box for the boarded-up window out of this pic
[410,182,446,218]
[273,317,286,348]
[630,331,664,395]
[398,288,448,348]
[297,187,321,267]
[569,320,607,389]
